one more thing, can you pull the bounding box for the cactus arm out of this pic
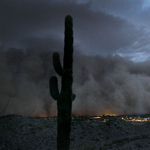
[53,52,63,76]
[72,94,76,101]
[49,76,60,100]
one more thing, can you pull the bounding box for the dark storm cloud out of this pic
[89,0,143,16]
[78,0,150,61]
[97,0,150,29]
[21,35,63,51]
[93,0,150,28]
[0,0,144,57]
[0,0,64,43]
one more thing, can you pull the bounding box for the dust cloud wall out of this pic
[1,47,150,116]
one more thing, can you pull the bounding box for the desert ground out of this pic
[0,114,150,150]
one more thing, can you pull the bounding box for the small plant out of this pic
[80,131,86,137]
[29,123,33,126]
[29,127,36,134]
[92,137,99,141]
[37,126,43,130]
[80,135,84,139]
[98,132,101,136]
[107,143,113,149]
[70,137,75,141]
[136,143,143,148]
[142,134,149,139]
[76,142,96,150]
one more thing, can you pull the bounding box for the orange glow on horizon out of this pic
[36,114,120,117]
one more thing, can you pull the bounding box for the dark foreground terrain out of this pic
[0,114,150,150]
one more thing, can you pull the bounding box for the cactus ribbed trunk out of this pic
[49,15,75,150]
[57,15,73,150]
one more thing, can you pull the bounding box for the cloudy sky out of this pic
[1,0,150,116]
[1,0,150,62]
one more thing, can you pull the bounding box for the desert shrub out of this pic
[75,142,97,150]
[132,135,141,141]
[37,126,43,130]
[80,135,85,139]
[91,137,99,141]
[70,137,75,141]
[29,123,33,126]
[136,143,143,148]
[142,134,149,139]
[29,127,36,134]
[113,137,130,145]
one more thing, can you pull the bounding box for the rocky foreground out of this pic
[0,114,150,150]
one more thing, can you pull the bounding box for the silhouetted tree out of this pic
[49,15,75,150]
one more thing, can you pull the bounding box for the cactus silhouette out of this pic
[49,15,75,150]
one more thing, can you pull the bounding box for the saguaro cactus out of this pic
[49,15,75,150]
